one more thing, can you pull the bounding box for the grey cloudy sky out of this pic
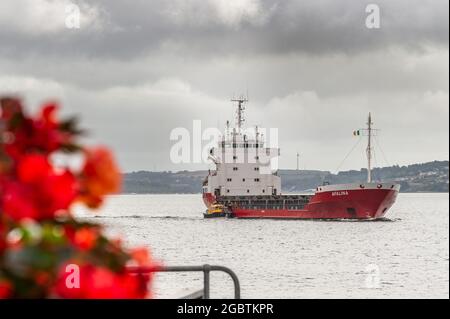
[0,0,448,172]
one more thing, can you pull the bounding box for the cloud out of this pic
[255,89,449,171]
[166,0,272,28]
[0,0,447,59]
[0,0,448,171]
[1,70,447,171]
[0,0,101,35]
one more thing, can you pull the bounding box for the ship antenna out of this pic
[231,96,248,132]
[366,112,373,183]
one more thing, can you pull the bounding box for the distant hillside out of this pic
[280,161,449,193]
[123,170,207,194]
[122,160,449,194]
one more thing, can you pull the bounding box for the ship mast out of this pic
[231,97,248,132]
[366,112,373,183]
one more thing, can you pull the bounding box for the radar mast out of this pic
[231,96,248,133]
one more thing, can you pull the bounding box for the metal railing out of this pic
[127,264,240,299]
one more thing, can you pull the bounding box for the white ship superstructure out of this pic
[202,98,281,199]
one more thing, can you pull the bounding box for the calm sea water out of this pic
[75,193,449,299]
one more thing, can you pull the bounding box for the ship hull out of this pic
[203,183,400,220]
[203,192,216,208]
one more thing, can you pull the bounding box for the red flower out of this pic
[1,168,77,222]
[1,180,39,220]
[0,280,13,299]
[30,103,71,153]
[0,97,154,299]
[38,170,78,218]
[65,226,99,251]
[1,99,73,159]
[78,147,121,208]
[131,247,151,266]
[40,103,58,124]
[54,263,149,299]
[0,97,22,121]
[17,153,51,183]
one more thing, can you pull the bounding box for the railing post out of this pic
[210,266,241,299]
[203,264,211,299]
[126,264,240,299]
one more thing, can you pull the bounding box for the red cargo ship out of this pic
[202,98,400,219]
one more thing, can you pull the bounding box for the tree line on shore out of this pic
[123,160,449,194]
